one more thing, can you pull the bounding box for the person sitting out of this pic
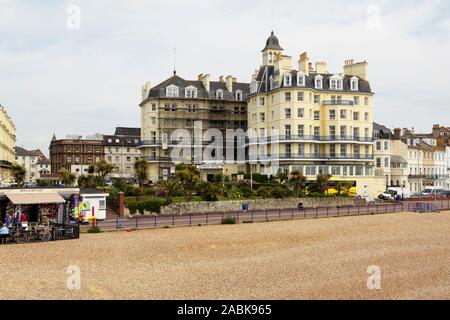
[297,202,304,211]
[0,222,9,244]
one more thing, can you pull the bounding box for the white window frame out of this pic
[330,74,343,90]
[166,85,179,98]
[216,89,224,99]
[284,73,292,87]
[235,90,243,101]
[315,75,323,89]
[350,76,359,91]
[297,72,305,87]
[185,86,198,98]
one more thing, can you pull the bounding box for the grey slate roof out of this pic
[148,74,250,101]
[114,127,141,137]
[253,66,372,94]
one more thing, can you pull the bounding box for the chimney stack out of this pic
[315,62,327,74]
[198,74,210,91]
[298,52,310,76]
[226,75,235,92]
[394,128,402,140]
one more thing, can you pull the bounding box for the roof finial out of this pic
[173,47,177,75]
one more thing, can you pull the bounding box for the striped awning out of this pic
[6,192,66,205]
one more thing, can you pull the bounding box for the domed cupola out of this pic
[262,31,284,52]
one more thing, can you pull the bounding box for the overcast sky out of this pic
[1,0,450,156]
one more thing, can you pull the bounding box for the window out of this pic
[297,72,305,86]
[185,86,198,98]
[151,103,157,111]
[329,126,336,138]
[365,128,369,138]
[166,85,179,97]
[365,112,369,121]
[353,127,360,138]
[271,111,274,120]
[259,113,265,122]
[353,96,359,106]
[353,112,359,121]
[314,127,320,139]
[67,156,72,163]
[384,141,389,150]
[285,92,291,102]
[314,111,320,120]
[298,125,304,137]
[330,75,343,90]
[351,77,359,91]
[127,156,131,162]
[330,145,336,157]
[216,89,224,99]
[297,91,304,102]
[298,143,305,155]
[285,125,291,138]
[384,158,389,168]
[285,144,291,156]
[285,108,291,118]
[151,117,156,125]
[340,110,347,119]
[315,75,323,89]
[340,126,347,137]
[115,156,119,162]
[298,108,304,118]
[235,90,243,101]
[259,97,265,106]
[269,76,274,90]
[340,145,347,156]
[329,110,336,120]
[284,73,292,87]
[314,95,320,104]
[364,97,369,106]
[306,166,316,176]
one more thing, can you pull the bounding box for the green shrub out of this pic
[127,201,138,214]
[143,187,155,197]
[131,186,143,197]
[143,199,163,214]
[87,226,102,233]
[221,217,236,225]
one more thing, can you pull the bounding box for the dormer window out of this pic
[297,72,305,87]
[350,76,359,91]
[185,86,198,98]
[284,73,292,87]
[235,90,243,101]
[216,89,224,99]
[166,85,179,98]
[330,74,343,90]
[315,75,323,89]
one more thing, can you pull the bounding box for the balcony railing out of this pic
[408,174,450,180]
[322,100,354,106]
[247,135,373,144]
[249,153,373,161]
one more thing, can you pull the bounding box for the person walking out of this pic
[0,222,9,244]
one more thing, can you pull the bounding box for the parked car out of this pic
[421,187,446,197]
[378,187,410,200]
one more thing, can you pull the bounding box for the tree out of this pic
[197,182,223,202]
[335,181,354,196]
[316,174,332,194]
[59,168,76,187]
[87,165,95,175]
[11,163,27,187]
[134,159,149,187]
[94,160,115,189]
[288,170,307,197]
[156,180,181,204]
[77,174,102,189]
[276,169,288,184]
[175,163,201,201]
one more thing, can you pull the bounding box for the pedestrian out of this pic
[0,222,9,244]
[297,202,304,211]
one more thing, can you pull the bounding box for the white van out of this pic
[379,187,411,200]
[421,187,445,196]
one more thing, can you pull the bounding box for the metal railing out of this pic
[248,153,373,160]
[96,200,450,232]
[247,135,373,144]
[323,100,354,106]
